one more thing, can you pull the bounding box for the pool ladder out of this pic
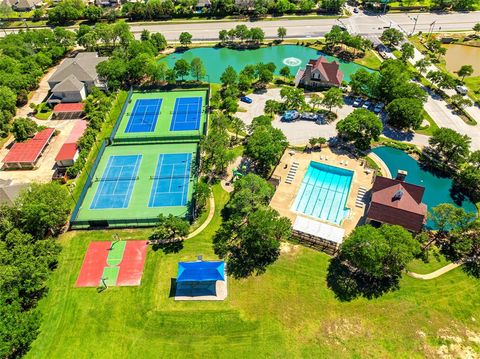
[285,162,299,184]
[355,187,368,208]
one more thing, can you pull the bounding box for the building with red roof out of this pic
[53,102,85,120]
[2,128,55,169]
[366,171,427,233]
[295,56,344,88]
[55,120,87,167]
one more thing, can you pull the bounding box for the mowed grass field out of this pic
[28,186,480,358]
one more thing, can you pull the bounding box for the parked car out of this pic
[240,96,252,103]
[282,110,300,122]
[455,85,468,96]
[353,97,363,107]
[362,100,372,110]
[300,112,317,121]
[353,7,359,13]
[373,102,385,114]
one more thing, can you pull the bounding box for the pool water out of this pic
[292,161,353,225]
[161,45,373,83]
[372,146,477,228]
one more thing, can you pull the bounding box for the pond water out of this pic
[372,146,477,229]
[161,45,372,83]
[444,44,480,77]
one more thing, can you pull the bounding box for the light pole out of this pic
[409,15,419,36]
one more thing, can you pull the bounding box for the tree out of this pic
[249,27,265,43]
[340,224,420,279]
[457,64,474,80]
[400,42,414,63]
[429,204,474,239]
[149,214,189,243]
[380,28,403,46]
[11,118,38,142]
[321,87,344,113]
[150,32,167,51]
[385,98,424,130]
[309,93,323,109]
[230,116,245,140]
[245,124,288,177]
[14,182,71,238]
[219,29,228,44]
[84,5,103,23]
[279,66,291,78]
[415,58,430,73]
[174,59,190,80]
[264,99,280,116]
[277,26,287,40]
[322,0,345,13]
[426,70,455,89]
[190,57,206,81]
[280,86,306,110]
[427,128,471,167]
[474,23,480,35]
[450,94,473,110]
[336,109,383,151]
[220,65,237,87]
[47,0,84,25]
[179,31,192,47]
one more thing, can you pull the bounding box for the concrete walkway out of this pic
[186,194,215,239]
[407,262,462,280]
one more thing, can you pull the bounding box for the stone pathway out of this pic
[407,262,462,280]
[186,194,215,239]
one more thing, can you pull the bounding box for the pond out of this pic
[161,45,372,83]
[443,44,480,77]
[371,146,477,229]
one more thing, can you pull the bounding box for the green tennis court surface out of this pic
[114,90,208,143]
[74,143,198,228]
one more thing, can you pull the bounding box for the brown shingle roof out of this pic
[367,176,427,232]
[309,57,343,86]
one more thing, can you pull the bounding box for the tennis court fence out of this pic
[93,176,140,182]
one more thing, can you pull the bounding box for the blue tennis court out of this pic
[148,153,192,207]
[125,99,162,133]
[90,155,142,209]
[170,97,202,131]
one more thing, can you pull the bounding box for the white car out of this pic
[455,85,468,95]
[362,101,372,110]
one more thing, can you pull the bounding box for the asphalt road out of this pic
[126,11,480,41]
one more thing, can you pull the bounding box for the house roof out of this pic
[367,176,427,232]
[55,143,78,162]
[308,57,344,86]
[53,102,85,113]
[52,74,85,93]
[3,128,55,164]
[49,52,107,85]
[14,0,41,8]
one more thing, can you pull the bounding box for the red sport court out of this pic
[76,241,148,287]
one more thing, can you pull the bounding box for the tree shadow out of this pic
[151,240,184,254]
[169,278,177,298]
[326,258,400,302]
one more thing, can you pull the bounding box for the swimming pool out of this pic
[292,161,353,225]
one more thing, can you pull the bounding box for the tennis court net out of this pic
[94,176,140,182]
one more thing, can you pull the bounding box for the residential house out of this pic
[47,52,108,104]
[2,0,42,11]
[365,171,427,233]
[295,56,343,88]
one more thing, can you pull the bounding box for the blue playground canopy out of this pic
[177,261,225,282]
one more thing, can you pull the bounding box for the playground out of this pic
[76,239,148,287]
[113,89,208,142]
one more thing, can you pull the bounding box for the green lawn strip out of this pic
[415,110,439,136]
[406,255,450,275]
[106,240,127,267]
[353,49,383,70]
[28,183,480,358]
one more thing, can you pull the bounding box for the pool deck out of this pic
[270,147,375,235]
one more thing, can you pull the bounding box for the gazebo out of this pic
[175,259,227,301]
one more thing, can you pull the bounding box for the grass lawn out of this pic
[415,110,439,136]
[464,76,480,103]
[406,247,451,274]
[27,183,480,358]
[353,50,383,70]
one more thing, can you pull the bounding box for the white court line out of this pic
[149,154,165,207]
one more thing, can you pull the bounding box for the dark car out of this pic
[240,96,252,104]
